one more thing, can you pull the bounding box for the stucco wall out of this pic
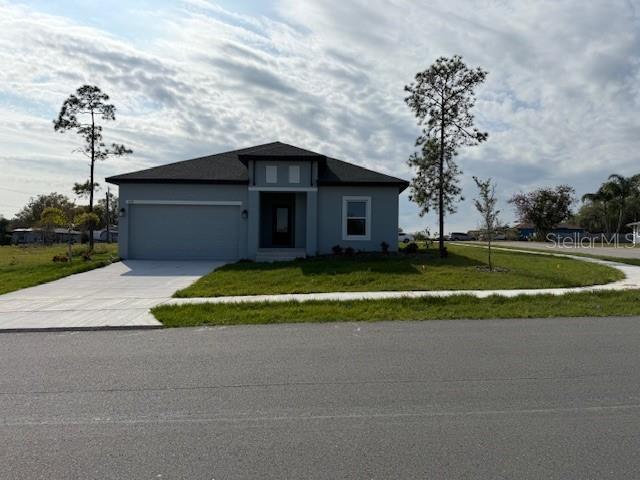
[115,182,400,259]
[294,192,307,249]
[317,186,400,254]
[117,183,248,259]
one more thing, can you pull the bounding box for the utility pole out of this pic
[106,187,111,243]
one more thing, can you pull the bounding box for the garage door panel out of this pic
[129,204,239,260]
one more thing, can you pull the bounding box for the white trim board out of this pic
[248,187,317,192]
[126,200,243,206]
[342,196,371,241]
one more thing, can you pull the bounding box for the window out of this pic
[342,196,371,240]
[289,165,300,184]
[266,165,277,184]
[276,208,289,233]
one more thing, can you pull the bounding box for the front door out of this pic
[272,205,293,246]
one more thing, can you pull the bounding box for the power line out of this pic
[0,186,38,195]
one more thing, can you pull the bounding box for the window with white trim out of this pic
[265,165,277,184]
[342,196,371,240]
[289,165,300,184]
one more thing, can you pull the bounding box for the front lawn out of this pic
[0,244,119,295]
[174,244,623,297]
[153,289,640,327]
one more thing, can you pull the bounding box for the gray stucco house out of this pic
[106,142,408,261]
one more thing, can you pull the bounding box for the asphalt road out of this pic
[489,240,640,259]
[2,318,640,479]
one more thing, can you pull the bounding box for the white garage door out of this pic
[129,203,240,260]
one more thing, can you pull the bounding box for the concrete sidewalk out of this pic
[164,246,640,306]
[0,260,223,331]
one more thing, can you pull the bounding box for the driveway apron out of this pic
[0,260,223,331]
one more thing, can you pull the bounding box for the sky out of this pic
[1,0,639,234]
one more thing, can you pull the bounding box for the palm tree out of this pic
[607,174,640,234]
[582,184,615,235]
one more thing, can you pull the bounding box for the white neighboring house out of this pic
[93,227,118,243]
[628,221,640,245]
[11,228,81,244]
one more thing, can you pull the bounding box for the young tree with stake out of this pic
[472,176,500,271]
[405,55,488,258]
[53,85,131,249]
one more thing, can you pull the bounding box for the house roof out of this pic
[317,157,407,187]
[106,141,409,191]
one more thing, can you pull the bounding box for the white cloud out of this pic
[0,0,639,234]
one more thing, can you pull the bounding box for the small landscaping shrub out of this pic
[332,244,343,255]
[52,255,69,263]
[344,246,355,257]
[403,242,419,254]
[81,251,93,261]
[92,244,110,255]
[71,245,90,256]
[380,241,390,254]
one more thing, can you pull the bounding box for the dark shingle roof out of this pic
[318,157,408,188]
[106,141,408,191]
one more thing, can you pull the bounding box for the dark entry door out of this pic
[272,205,293,246]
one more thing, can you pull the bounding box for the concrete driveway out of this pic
[0,260,223,331]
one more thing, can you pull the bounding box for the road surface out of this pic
[2,318,640,479]
[489,240,640,259]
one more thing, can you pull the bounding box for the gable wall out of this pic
[252,160,315,187]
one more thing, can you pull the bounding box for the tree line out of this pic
[0,190,118,244]
[577,174,640,236]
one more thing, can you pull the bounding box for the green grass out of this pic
[0,244,119,295]
[174,244,623,297]
[152,290,640,327]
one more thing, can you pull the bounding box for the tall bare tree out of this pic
[405,55,488,257]
[53,85,131,249]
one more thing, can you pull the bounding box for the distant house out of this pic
[93,227,118,243]
[11,228,82,245]
[628,221,640,245]
[10,228,43,244]
[516,223,586,241]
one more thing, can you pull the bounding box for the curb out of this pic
[0,324,164,334]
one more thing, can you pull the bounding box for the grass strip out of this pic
[153,290,640,327]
